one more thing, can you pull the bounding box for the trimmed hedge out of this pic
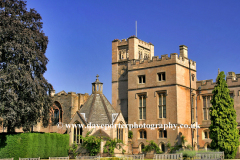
[0,132,69,160]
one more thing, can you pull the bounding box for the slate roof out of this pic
[79,93,117,125]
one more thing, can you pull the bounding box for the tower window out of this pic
[139,95,146,119]
[138,75,145,84]
[203,96,212,120]
[158,93,166,118]
[139,130,147,139]
[159,129,167,138]
[158,72,166,81]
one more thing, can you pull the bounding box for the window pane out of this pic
[139,76,142,83]
[77,128,80,143]
[139,108,142,119]
[163,105,166,118]
[158,74,161,81]
[159,106,162,118]
[159,130,162,138]
[117,128,118,139]
[163,95,166,105]
[74,128,76,143]
[164,130,167,138]
[162,73,165,80]
[203,96,206,108]
[159,95,162,105]
[143,76,145,83]
[140,131,142,138]
[207,96,210,108]
[204,109,207,120]
[143,107,146,119]
[204,132,208,138]
[144,131,146,138]
[139,97,142,107]
[143,97,146,107]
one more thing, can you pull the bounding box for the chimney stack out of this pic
[179,45,188,58]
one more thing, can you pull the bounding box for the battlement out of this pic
[112,36,153,47]
[128,53,196,71]
[197,72,240,89]
[54,90,89,97]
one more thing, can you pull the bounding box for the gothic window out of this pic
[160,143,165,152]
[138,75,145,84]
[158,72,166,81]
[51,101,62,125]
[191,96,194,121]
[203,130,210,139]
[117,123,123,141]
[139,95,146,119]
[158,93,166,118]
[203,96,212,120]
[139,130,147,139]
[73,121,83,144]
[159,129,167,138]
[139,143,145,153]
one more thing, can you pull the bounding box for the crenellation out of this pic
[128,53,196,71]
[161,54,169,60]
[152,56,159,61]
[68,92,76,95]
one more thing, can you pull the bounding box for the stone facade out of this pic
[111,36,240,154]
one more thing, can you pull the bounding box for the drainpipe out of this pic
[189,60,193,148]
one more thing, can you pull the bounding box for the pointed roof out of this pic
[79,75,118,125]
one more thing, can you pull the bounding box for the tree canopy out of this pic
[209,71,239,159]
[0,0,52,132]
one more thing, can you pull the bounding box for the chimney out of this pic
[179,45,188,58]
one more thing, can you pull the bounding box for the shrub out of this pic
[0,133,69,160]
[128,130,133,139]
[142,140,161,154]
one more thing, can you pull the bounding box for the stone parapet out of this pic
[128,53,196,71]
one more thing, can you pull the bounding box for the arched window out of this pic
[117,122,123,141]
[159,143,165,152]
[159,129,167,138]
[73,121,83,144]
[51,101,62,125]
[139,143,145,153]
[139,130,147,139]
[203,129,210,139]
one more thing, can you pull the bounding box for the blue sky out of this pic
[26,0,240,103]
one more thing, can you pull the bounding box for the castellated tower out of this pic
[112,36,197,154]
[112,36,154,122]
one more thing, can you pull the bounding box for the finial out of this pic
[218,68,220,74]
[96,74,99,80]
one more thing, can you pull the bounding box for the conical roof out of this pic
[79,75,118,125]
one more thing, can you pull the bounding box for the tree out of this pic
[209,71,239,159]
[0,0,52,132]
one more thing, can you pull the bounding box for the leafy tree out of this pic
[0,0,52,132]
[209,71,239,159]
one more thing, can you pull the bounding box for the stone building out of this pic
[111,35,240,154]
[68,76,128,155]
